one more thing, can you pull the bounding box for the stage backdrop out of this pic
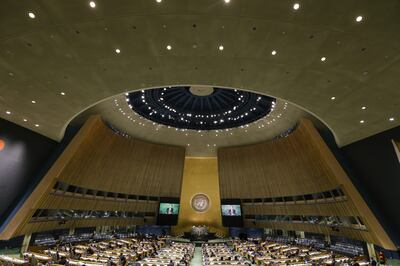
[172,157,226,236]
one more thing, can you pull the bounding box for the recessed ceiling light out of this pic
[360,120,365,124]
[293,3,300,10]
[35,124,39,127]
[271,50,277,55]
[115,48,121,54]
[356,16,363,22]
[156,0,162,3]
[321,57,326,62]
[60,92,66,96]
[389,117,395,121]
[361,106,367,110]
[218,45,224,51]
[224,0,231,3]
[6,111,11,115]
[23,118,28,122]
[28,12,35,19]
[166,45,172,50]
[331,96,336,100]
[89,1,96,8]
[31,100,36,104]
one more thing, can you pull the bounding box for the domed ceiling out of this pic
[74,87,306,156]
[127,86,276,130]
[0,0,399,146]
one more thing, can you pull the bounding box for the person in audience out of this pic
[55,250,61,262]
[29,255,38,266]
[167,259,174,266]
[107,257,113,266]
[179,258,187,266]
[59,256,68,265]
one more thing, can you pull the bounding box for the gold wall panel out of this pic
[173,157,226,235]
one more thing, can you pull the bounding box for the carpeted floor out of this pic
[189,247,203,266]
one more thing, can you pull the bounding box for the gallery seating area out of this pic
[233,239,369,266]
[0,232,376,266]
[202,243,250,266]
[1,235,165,265]
[137,242,195,266]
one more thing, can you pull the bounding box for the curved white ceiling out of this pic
[0,0,399,146]
[73,92,305,156]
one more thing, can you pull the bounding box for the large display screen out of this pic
[159,203,180,215]
[221,204,242,216]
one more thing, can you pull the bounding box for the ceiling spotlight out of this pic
[6,111,11,115]
[293,3,300,10]
[31,100,36,104]
[389,117,395,121]
[28,12,35,19]
[35,124,39,127]
[156,0,162,2]
[89,1,96,8]
[218,45,224,51]
[331,96,336,100]
[321,57,326,62]
[224,0,231,3]
[166,45,172,50]
[60,92,66,96]
[361,106,366,110]
[360,120,365,124]
[115,48,121,54]
[356,16,363,22]
[271,50,277,55]
[23,118,28,122]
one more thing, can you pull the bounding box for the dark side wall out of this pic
[341,126,400,248]
[0,118,79,230]
[319,124,400,248]
[0,119,57,220]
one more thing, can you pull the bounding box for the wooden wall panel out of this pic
[0,116,185,239]
[219,119,396,250]
[219,121,337,199]
[40,195,158,213]
[20,218,154,236]
[244,220,375,244]
[58,118,185,197]
[242,201,357,217]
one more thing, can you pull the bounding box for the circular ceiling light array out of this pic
[112,95,290,150]
[124,86,276,131]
